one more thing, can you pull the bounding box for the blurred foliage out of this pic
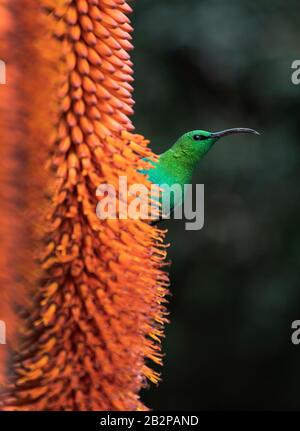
[131,0,300,410]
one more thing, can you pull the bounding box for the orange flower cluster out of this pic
[0,4,18,384]
[0,0,55,385]
[0,0,169,411]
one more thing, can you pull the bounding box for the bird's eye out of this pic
[193,134,204,141]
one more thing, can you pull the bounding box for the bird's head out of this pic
[173,128,260,164]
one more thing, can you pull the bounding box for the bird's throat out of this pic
[156,149,197,185]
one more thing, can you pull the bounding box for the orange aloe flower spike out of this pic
[0,0,169,411]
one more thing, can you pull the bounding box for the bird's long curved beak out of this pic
[211,128,260,139]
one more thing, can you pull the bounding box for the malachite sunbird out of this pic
[141,128,260,221]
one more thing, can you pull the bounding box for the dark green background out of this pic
[131,0,300,410]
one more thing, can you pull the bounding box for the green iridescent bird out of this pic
[141,128,260,220]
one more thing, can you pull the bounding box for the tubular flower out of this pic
[0,0,169,411]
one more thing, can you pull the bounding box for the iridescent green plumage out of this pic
[141,128,259,219]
